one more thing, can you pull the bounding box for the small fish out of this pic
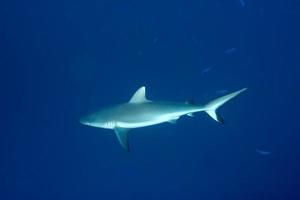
[239,0,246,8]
[224,48,236,54]
[201,67,212,75]
[137,50,143,56]
[256,148,271,156]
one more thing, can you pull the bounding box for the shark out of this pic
[80,86,247,151]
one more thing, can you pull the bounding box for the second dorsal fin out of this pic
[129,86,149,103]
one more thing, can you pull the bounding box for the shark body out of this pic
[80,86,247,151]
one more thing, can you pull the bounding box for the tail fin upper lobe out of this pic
[204,88,247,123]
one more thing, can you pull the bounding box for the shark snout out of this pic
[79,117,90,126]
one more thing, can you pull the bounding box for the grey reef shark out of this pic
[80,86,247,151]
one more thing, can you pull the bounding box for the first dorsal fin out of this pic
[129,86,149,103]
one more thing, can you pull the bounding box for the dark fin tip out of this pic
[217,113,225,124]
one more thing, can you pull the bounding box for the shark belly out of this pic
[115,109,192,128]
[116,120,165,128]
[113,102,203,129]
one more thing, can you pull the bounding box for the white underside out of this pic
[115,111,198,129]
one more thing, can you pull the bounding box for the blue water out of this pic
[1,0,300,199]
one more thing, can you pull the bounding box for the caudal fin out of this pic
[204,88,247,123]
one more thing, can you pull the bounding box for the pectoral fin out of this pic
[114,128,130,152]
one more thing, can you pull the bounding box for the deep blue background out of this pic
[1,0,300,199]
